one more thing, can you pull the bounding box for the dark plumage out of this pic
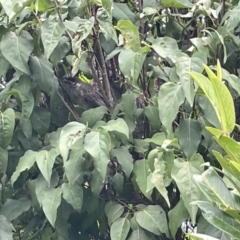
[60,77,106,110]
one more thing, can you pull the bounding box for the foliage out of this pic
[0,0,240,240]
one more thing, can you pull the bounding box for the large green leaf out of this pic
[81,106,108,128]
[0,108,15,150]
[157,82,185,134]
[179,118,202,159]
[116,20,141,52]
[0,215,13,240]
[61,183,83,212]
[210,76,235,135]
[110,217,130,240]
[101,118,129,139]
[0,198,31,221]
[0,148,8,174]
[127,227,153,240]
[111,146,133,178]
[14,75,34,135]
[84,130,111,180]
[112,3,136,22]
[214,136,240,164]
[41,21,65,59]
[161,0,193,8]
[30,106,51,135]
[1,31,33,75]
[36,149,58,187]
[133,159,154,200]
[193,201,240,239]
[42,188,62,228]
[151,158,170,207]
[105,202,124,226]
[193,167,235,210]
[151,37,181,60]
[11,150,37,185]
[29,55,59,102]
[64,145,85,186]
[97,8,117,42]
[168,199,189,238]
[59,121,86,163]
[135,205,170,237]
[171,154,204,225]
[119,49,146,88]
[176,52,207,106]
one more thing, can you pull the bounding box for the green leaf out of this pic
[0,215,13,240]
[176,52,207,106]
[135,205,170,237]
[1,31,33,75]
[116,20,141,52]
[29,55,59,103]
[151,158,170,207]
[91,168,105,196]
[145,132,166,145]
[121,91,137,121]
[193,167,235,208]
[168,199,189,238]
[198,96,221,129]
[158,82,185,134]
[41,21,65,59]
[112,3,136,23]
[210,76,235,135]
[193,201,240,239]
[11,150,37,185]
[111,146,133,178]
[64,145,85,186]
[34,172,59,206]
[144,105,161,130]
[171,154,204,225]
[0,148,7,174]
[186,233,220,240]
[0,108,15,150]
[84,130,111,180]
[61,183,83,212]
[119,49,146,88]
[97,8,117,42]
[101,118,129,138]
[112,172,124,194]
[110,217,130,240]
[81,106,108,128]
[14,75,34,133]
[105,202,124,226]
[133,159,154,201]
[179,118,202,159]
[151,37,181,60]
[42,188,62,228]
[161,0,193,8]
[59,121,86,163]
[30,106,51,135]
[127,227,153,240]
[0,198,31,221]
[36,149,58,187]
[76,17,95,43]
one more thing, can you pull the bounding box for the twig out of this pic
[57,92,80,121]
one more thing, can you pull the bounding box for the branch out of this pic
[57,92,80,121]
[95,36,113,108]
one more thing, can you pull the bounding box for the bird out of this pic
[60,77,107,110]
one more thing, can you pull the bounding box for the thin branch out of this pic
[57,92,80,121]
